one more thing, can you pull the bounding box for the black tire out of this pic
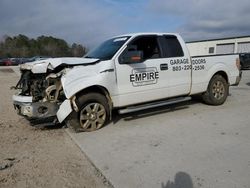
[66,92,110,132]
[202,74,229,105]
[27,116,56,126]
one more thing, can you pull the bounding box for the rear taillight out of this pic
[236,58,241,70]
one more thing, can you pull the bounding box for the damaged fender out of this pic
[56,99,72,123]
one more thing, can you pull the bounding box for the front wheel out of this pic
[66,92,110,132]
[202,75,229,105]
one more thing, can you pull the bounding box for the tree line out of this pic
[0,34,86,58]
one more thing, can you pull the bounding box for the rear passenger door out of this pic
[159,35,192,97]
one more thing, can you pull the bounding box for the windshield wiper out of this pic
[85,56,95,59]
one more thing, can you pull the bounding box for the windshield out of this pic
[85,36,130,60]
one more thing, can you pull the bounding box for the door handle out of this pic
[160,64,168,71]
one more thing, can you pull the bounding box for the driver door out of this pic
[114,35,169,107]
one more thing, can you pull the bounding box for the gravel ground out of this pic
[0,68,112,188]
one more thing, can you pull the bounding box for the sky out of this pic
[0,0,250,48]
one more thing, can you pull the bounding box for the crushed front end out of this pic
[12,69,66,124]
[12,57,100,126]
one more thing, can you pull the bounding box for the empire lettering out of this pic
[130,71,159,82]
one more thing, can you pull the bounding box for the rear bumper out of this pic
[232,71,242,86]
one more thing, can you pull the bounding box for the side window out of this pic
[121,36,161,62]
[163,35,184,57]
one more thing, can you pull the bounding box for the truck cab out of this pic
[113,33,191,106]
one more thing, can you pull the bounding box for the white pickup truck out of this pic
[12,33,241,132]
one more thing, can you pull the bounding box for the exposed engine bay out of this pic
[15,70,65,103]
[13,69,66,124]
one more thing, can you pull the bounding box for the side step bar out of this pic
[118,96,191,114]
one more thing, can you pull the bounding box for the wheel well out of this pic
[76,85,109,98]
[213,71,228,83]
[75,85,113,108]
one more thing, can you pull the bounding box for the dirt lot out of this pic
[0,68,112,188]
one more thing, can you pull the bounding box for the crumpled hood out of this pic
[20,57,99,73]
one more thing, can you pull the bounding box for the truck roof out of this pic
[115,32,179,38]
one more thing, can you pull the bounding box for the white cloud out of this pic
[0,0,250,47]
[148,0,250,41]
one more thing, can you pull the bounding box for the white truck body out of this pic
[12,33,241,131]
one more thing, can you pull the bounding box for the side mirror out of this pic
[120,51,143,64]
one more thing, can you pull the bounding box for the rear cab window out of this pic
[160,35,184,58]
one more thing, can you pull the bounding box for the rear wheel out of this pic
[202,74,229,105]
[66,92,109,132]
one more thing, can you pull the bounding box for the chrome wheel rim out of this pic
[79,103,106,131]
[212,81,225,100]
